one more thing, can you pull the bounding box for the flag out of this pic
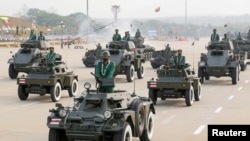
[1,17,11,26]
[155,6,160,12]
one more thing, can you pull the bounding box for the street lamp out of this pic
[60,21,64,49]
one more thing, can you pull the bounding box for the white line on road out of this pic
[228,95,234,100]
[245,80,249,83]
[162,115,176,124]
[22,102,40,107]
[194,125,206,135]
[237,87,243,91]
[214,107,223,114]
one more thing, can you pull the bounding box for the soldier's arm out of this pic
[95,63,101,77]
[106,62,115,78]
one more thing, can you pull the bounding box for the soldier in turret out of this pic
[211,29,220,42]
[112,29,122,41]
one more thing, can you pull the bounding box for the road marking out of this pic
[245,80,249,83]
[237,87,243,91]
[162,115,176,124]
[228,95,234,100]
[22,102,40,107]
[194,125,206,135]
[214,107,223,114]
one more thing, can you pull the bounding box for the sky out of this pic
[0,0,250,19]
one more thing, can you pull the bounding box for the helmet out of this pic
[102,50,110,57]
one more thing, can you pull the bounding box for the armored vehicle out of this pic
[7,40,61,79]
[198,41,239,84]
[107,40,145,82]
[16,61,78,102]
[147,64,201,106]
[47,73,155,141]
[130,37,156,61]
[82,43,104,67]
[150,48,177,69]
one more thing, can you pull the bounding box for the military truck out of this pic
[82,43,104,67]
[47,73,155,141]
[130,37,156,61]
[150,48,177,69]
[106,40,145,82]
[147,64,201,106]
[198,41,239,84]
[7,40,61,79]
[16,61,78,102]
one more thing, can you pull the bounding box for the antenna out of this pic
[192,41,195,72]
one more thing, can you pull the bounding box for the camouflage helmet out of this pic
[102,50,110,57]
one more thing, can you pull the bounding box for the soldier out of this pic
[37,31,45,40]
[164,62,170,69]
[135,29,141,38]
[164,44,171,52]
[112,29,122,41]
[236,32,243,40]
[174,49,186,66]
[46,47,57,67]
[222,33,229,42]
[211,29,220,42]
[95,50,115,93]
[123,31,130,41]
[29,29,36,40]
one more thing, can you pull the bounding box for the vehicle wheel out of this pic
[198,67,204,84]
[68,79,78,97]
[185,86,194,106]
[140,110,154,141]
[205,73,210,80]
[148,89,157,105]
[50,82,62,102]
[49,129,68,141]
[130,100,146,136]
[126,65,135,82]
[9,63,18,79]
[137,63,145,79]
[240,64,245,71]
[232,67,238,85]
[113,122,133,141]
[161,97,166,100]
[194,83,201,101]
[18,85,29,100]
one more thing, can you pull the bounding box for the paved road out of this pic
[0,37,250,141]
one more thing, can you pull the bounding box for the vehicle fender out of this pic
[7,58,14,64]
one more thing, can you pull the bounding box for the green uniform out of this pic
[37,35,45,40]
[46,52,56,67]
[211,33,220,41]
[174,55,186,66]
[123,35,130,41]
[29,34,36,40]
[95,61,115,93]
[112,33,122,41]
[135,31,141,38]
[222,37,229,42]
[236,34,242,40]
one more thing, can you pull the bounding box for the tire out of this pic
[68,79,78,97]
[185,86,194,106]
[9,63,18,79]
[140,111,154,141]
[161,97,166,100]
[232,68,238,85]
[49,129,68,141]
[198,67,204,84]
[113,122,133,141]
[150,63,160,69]
[126,65,135,82]
[130,100,146,136]
[240,64,244,71]
[148,89,157,105]
[137,63,145,79]
[50,82,62,102]
[18,85,29,100]
[194,83,201,101]
[205,73,210,80]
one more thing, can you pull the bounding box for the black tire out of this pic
[150,62,160,69]
[130,100,146,136]
[198,67,204,84]
[126,65,135,82]
[148,89,157,105]
[113,122,133,141]
[18,85,29,100]
[49,129,68,141]
[232,67,238,85]
[240,64,244,71]
[140,111,154,141]
[194,83,201,101]
[161,97,166,100]
[185,86,194,106]
[50,82,62,102]
[8,63,18,79]
[68,79,78,97]
[205,73,210,80]
[137,63,145,79]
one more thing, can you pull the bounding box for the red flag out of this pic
[155,6,160,12]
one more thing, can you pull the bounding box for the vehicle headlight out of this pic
[84,82,91,89]
[199,62,205,66]
[59,110,67,117]
[104,111,112,119]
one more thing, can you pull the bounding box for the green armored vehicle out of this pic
[7,40,61,79]
[198,41,239,84]
[147,64,201,106]
[16,61,78,102]
[47,73,155,141]
[107,40,145,82]
[82,43,104,67]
